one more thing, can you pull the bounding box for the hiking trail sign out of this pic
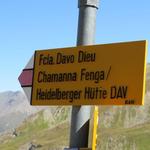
[18,40,147,105]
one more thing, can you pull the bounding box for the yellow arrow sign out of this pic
[31,40,147,105]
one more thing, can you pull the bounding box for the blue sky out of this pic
[0,0,150,92]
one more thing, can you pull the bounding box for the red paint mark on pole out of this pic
[18,69,33,87]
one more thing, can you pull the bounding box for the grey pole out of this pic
[70,0,99,148]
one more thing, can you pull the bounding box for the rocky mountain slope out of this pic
[0,63,149,150]
[0,106,70,150]
[0,91,46,133]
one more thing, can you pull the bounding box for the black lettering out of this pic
[80,68,105,83]
[36,88,82,102]
[56,53,74,64]
[125,99,135,105]
[110,86,117,99]
[78,50,96,63]
[110,86,128,99]
[39,54,43,65]
[37,71,77,83]
[37,71,43,83]
[84,87,107,100]
[39,54,54,65]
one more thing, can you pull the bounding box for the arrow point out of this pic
[18,69,33,87]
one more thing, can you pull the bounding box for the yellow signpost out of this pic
[92,106,99,150]
[31,40,147,105]
[80,148,92,150]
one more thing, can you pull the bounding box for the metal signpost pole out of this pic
[70,0,99,148]
[17,1,147,150]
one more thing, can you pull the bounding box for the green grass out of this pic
[0,110,70,150]
[98,122,150,150]
[0,111,49,150]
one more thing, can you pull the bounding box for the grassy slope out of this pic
[0,111,69,150]
[98,122,150,150]
[1,110,150,150]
